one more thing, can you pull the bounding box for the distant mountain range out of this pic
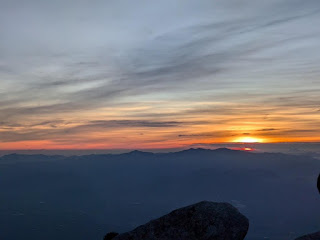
[0,148,319,240]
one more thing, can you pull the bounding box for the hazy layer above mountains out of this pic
[0,148,319,240]
[1,142,320,159]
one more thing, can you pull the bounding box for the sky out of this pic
[1,0,320,150]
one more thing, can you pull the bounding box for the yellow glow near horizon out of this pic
[233,137,263,143]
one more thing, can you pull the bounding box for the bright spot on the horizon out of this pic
[233,137,262,143]
[243,147,254,151]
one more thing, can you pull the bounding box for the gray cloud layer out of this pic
[1,0,320,146]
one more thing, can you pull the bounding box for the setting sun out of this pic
[233,137,263,143]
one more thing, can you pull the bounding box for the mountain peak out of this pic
[125,150,153,155]
[214,148,235,152]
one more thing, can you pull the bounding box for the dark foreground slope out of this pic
[0,148,319,240]
[112,201,249,240]
[296,231,320,240]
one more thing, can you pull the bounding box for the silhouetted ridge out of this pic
[0,148,250,161]
[317,174,320,193]
[295,231,320,240]
[213,147,236,153]
[177,148,212,153]
[124,150,154,156]
[176,148,239,156]
[111,201,249,240]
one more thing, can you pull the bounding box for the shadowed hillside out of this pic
[0,148,319,240]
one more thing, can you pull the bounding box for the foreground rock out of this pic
[296,231,320,240]
[104,232,119,240]
[113,201,249,240]
[317,174,319,193]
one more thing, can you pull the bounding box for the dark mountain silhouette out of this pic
[296,231,320,240]
[112,201,249,240]
[317,174,320,193]
[104,232,119,240]
[0,148,319,240]
[294,173,320,240]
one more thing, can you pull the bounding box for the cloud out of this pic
[87,120,183,128]
[1,0,320,146]
[258,128,278,132]
[0,119,206,142]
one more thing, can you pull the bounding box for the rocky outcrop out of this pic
[104,232,119,240]
[112,201,249,240]
[295,174,320,240]
[317,174,319,193]
[296,231,320,240]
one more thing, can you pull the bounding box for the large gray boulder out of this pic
[113,201,249,240]
[296,231,320,240]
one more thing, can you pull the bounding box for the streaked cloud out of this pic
[1,0,320,149]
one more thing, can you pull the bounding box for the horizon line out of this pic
[1,141,320,152]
